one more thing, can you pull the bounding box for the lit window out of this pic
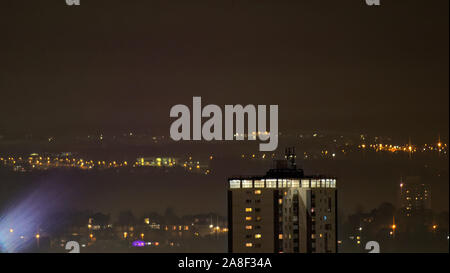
[254,180,265,188]
[292,179,300,187]
[278,199,282,205]
[321,179,326,187]
[242,180,253,188]
[245,216,252,221]
[286,179,292,187]
[245,208,252,212]
[330,179,336,188]
[245,243,253,247]
[311,180,317,188]
[278,234,283,239]
[229,180,241,189]
[266,179,277,188]
[255,234,262,239]
[254,190,262,195]
[301,179,310,188]
[279,179,287,188]
[245,225,253,230]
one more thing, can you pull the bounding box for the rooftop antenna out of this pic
[285,147,296,169]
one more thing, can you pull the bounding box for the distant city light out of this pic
[132,240,145,247]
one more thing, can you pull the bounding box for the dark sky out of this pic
[0,0,448,141]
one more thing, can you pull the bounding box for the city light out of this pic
[132,240,145,247]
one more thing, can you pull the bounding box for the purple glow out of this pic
[132,240,145,247]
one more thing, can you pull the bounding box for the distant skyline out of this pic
[0,0,448,142]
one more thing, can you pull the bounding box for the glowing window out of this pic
[301,179,310,188]
[279,179,287,188]
[266,179,277,188]
[245,243,253,247]
[245,208,252,212]
[286,179,292,187]
[254,180,265,188]
[311,180,317,188]
[321,179,326,187]
[255,234,262,239]
[330,179,336,188]
[242,180,253,188]
[229,180,241,189]
[245,225,253,230]
[245,216,252,221]
[278,234,283,239]
[292,179,300,187]
[254,190,262,195]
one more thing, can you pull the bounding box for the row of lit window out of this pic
[229,178,336,189]
[245,234,284,247]
[245,234,262,238]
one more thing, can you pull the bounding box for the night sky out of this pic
[0,0,448,141]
